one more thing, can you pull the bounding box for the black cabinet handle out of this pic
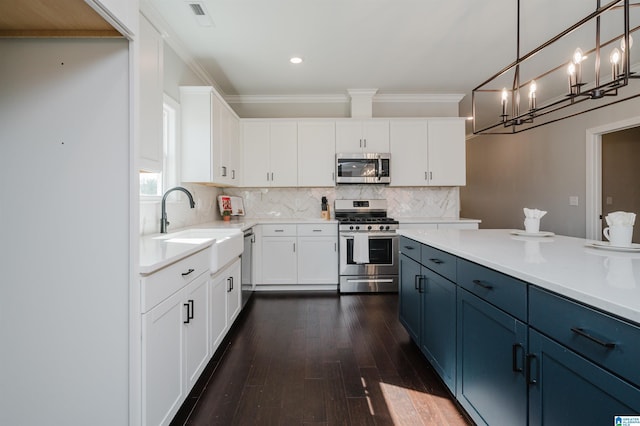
[512,343,523,373]
[472,279,494,290]
[181,268,195,277]
[526,354,537,385]
[230,276,234,291]
[570,327,616,348]
[429,258,444,265]
[188,300,194,321]
[414,275,420,291]
[183,302,191,324]
[404,245,415,250]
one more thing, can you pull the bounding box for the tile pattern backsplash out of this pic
[140,185,459,235]
[223,186,460,219]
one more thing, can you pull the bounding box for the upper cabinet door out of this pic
[427,119,466,186]
[269,122,298,187]
[297,121,336,187]
[138,15,163,172]
[241,121,271,187]
[390,121,429,186]
[335,120,389,153]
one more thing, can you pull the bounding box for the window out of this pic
[140,95,180,198]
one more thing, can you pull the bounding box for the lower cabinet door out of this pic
[528,329,640,425]
[399,254,422,344]
[142,290,185,426]
[261,237,297,284]
[226,259,242,325]
[456,289,527,426]
[209,271,228,353]
[297,236,338,284]
[184,274,210,391]
[421,268,457,393]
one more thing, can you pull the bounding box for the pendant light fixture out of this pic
[472,0,640,134]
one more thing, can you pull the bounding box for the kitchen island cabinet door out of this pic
[421,267,457,393]
[456,289,527,426]
[399,254,423,344]
[142,289,185,426]
[528,329,640,426]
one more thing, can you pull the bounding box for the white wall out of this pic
[0,38,130,425]
[461,96,640,237]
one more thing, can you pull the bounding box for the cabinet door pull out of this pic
[271,172,274,181]
[183,302,191,324]
[230,277,234,291]
[266,172,270,181]
[364,139,367,148]
[222,166,227,177]
[188,300,194,320]
[359,139,362,148]
[570,327,616,348]
[526,354,538,385]
[332,172,335,181]
[293,243,296,253]
[472,279,494,290]
[429,258,444,265]
[430,171,433,180]
[227,277,232,292]
[512,343,524,373]
[181,268,195,277]
[425,171,428,181]
[232,169,236,179]
[414,275,420,290]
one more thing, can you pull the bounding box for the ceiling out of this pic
[142,0,609,119]
[0,0,119,37]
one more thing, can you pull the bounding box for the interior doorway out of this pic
[586,116,640,240]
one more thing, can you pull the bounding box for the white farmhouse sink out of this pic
[153,228,244,273]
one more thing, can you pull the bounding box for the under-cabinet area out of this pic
[397,229,640,426]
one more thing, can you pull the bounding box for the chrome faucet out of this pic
[160,186,195,233]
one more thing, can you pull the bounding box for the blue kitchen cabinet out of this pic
[420,267,457,393]
[399,252,422,343]
[457,288,528,426]
[528,329,640,425]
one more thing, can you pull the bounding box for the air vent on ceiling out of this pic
[187,2,214,27]
[189,3,205,16]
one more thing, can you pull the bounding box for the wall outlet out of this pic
[569,196,579,206]
[606,196,613,205]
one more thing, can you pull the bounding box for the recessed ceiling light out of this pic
[290,57,303,64]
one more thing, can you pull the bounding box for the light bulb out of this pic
[567,63,576,75]
[573,48,584,64]
[610,48,621,64]
[529,80,537,96]
[621,35,634,52]
[501,88,508,102]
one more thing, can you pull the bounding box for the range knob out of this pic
[355,226,360,230]
[385,225,390,230]
[349,225,354,230]
[379,225,384,230]
[367,225,372,230]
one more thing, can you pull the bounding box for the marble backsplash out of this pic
[223,186,460,219]
[140,184,460,235]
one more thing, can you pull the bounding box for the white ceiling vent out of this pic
[187,2,214,27]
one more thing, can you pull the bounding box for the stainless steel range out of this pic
[335,199,399,293]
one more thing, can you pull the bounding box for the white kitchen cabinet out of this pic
[297,224,338,284]
[142,270,209,426]
[180,86,241,185]
[209,257,241,353]
[297,121,336,187]
[138,14,163,172]
[261,232,298,285]
[390,118,465,186]
[335,120,389,153]
[242,120,298,187]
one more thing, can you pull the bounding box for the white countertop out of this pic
[397,228,640,325]
[397,217,481,224]
[140,218,337,275]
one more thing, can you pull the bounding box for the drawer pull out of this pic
[429,258,444,264]
[472,279,494,290]
[512,343,524,373]
[274,229,284,232]
[404,245,415,250]
[526,354,538,385]
[313,229,322,232]
[181,268,195,277]
[570,327,616,349]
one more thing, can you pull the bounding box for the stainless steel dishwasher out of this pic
[241,228,255,308]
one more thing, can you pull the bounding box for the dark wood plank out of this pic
[172,292,472,426]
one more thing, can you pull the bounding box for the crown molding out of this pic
[225,94,349,104]
[225,93,466,105]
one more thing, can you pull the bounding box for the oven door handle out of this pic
[340,233,395,239]
[346,278,395,283]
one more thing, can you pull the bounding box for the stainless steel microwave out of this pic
[336,153,391,184]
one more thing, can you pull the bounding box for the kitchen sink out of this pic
[153,228,244,273]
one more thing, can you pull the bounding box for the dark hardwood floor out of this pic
[171,292,473,426]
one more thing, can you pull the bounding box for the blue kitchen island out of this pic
[397,228,640,426]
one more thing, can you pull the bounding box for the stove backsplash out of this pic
[223,186,459,219]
